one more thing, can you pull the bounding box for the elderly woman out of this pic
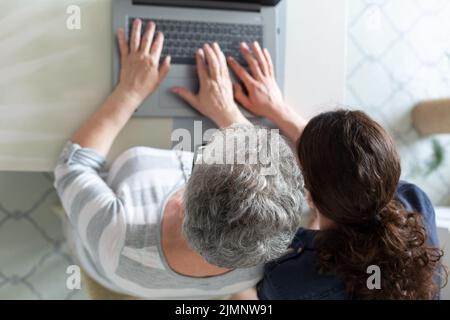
[54,19,304,299]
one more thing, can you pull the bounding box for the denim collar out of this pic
[290,228,319,250]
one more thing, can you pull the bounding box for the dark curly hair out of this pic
[297,110,447,299]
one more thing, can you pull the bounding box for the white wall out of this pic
[346,0,450,298]
[284,0,347,119]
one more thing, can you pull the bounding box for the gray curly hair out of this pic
[183,124,305,269]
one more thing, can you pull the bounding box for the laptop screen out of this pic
[193,0,281,4]
[135,1,282,7]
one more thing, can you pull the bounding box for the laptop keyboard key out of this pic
[128,17,264,65]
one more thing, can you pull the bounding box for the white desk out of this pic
[0,0,347,172]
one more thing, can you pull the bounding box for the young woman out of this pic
[216,42,447,300]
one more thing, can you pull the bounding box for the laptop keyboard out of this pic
[128,18,264,65]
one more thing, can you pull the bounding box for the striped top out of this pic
[54,142,263,299]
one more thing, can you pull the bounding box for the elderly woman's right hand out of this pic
[171,43,249,128]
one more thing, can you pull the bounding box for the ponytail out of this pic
[315,200,446,299]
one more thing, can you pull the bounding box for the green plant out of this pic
[424,139,445,175]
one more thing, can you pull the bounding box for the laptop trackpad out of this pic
[160,78,199,110]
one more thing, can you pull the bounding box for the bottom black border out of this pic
[0,300,444,319]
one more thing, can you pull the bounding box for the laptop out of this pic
[112,0,287,118]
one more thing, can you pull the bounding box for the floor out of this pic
[0,172,87,299]
[0,0,449,299]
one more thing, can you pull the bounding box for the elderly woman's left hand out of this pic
[171,43,250,128]
[117,19,171,106]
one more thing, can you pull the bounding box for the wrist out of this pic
[266,102,294,123]
[113,85,144,110]
[98,87,142,125]
[269,104,306,143]
[215,106,250,128]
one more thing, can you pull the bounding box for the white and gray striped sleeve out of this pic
[54,142,126,276]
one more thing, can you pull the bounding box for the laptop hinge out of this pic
[132,1,262,12]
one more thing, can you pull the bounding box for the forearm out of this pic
[268,105,308,145]
[71,87,139,156]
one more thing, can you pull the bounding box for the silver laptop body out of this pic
[112,0,287,118]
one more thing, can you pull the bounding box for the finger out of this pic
[171,87,198,108]
[203,43,220,79]
[158,56,172,85]
[227,56,255,87]
[251,42,269,76]
[240,42,263,79]
[233,83,252,110]
[130,19,142,52]
[196,49,208,85]
[263,48,275,76]
[150,32,165,62]
[141,21,156,54]
[117,29,129,61]
[212,42,228,76]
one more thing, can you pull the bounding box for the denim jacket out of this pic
[257,181,439,300]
